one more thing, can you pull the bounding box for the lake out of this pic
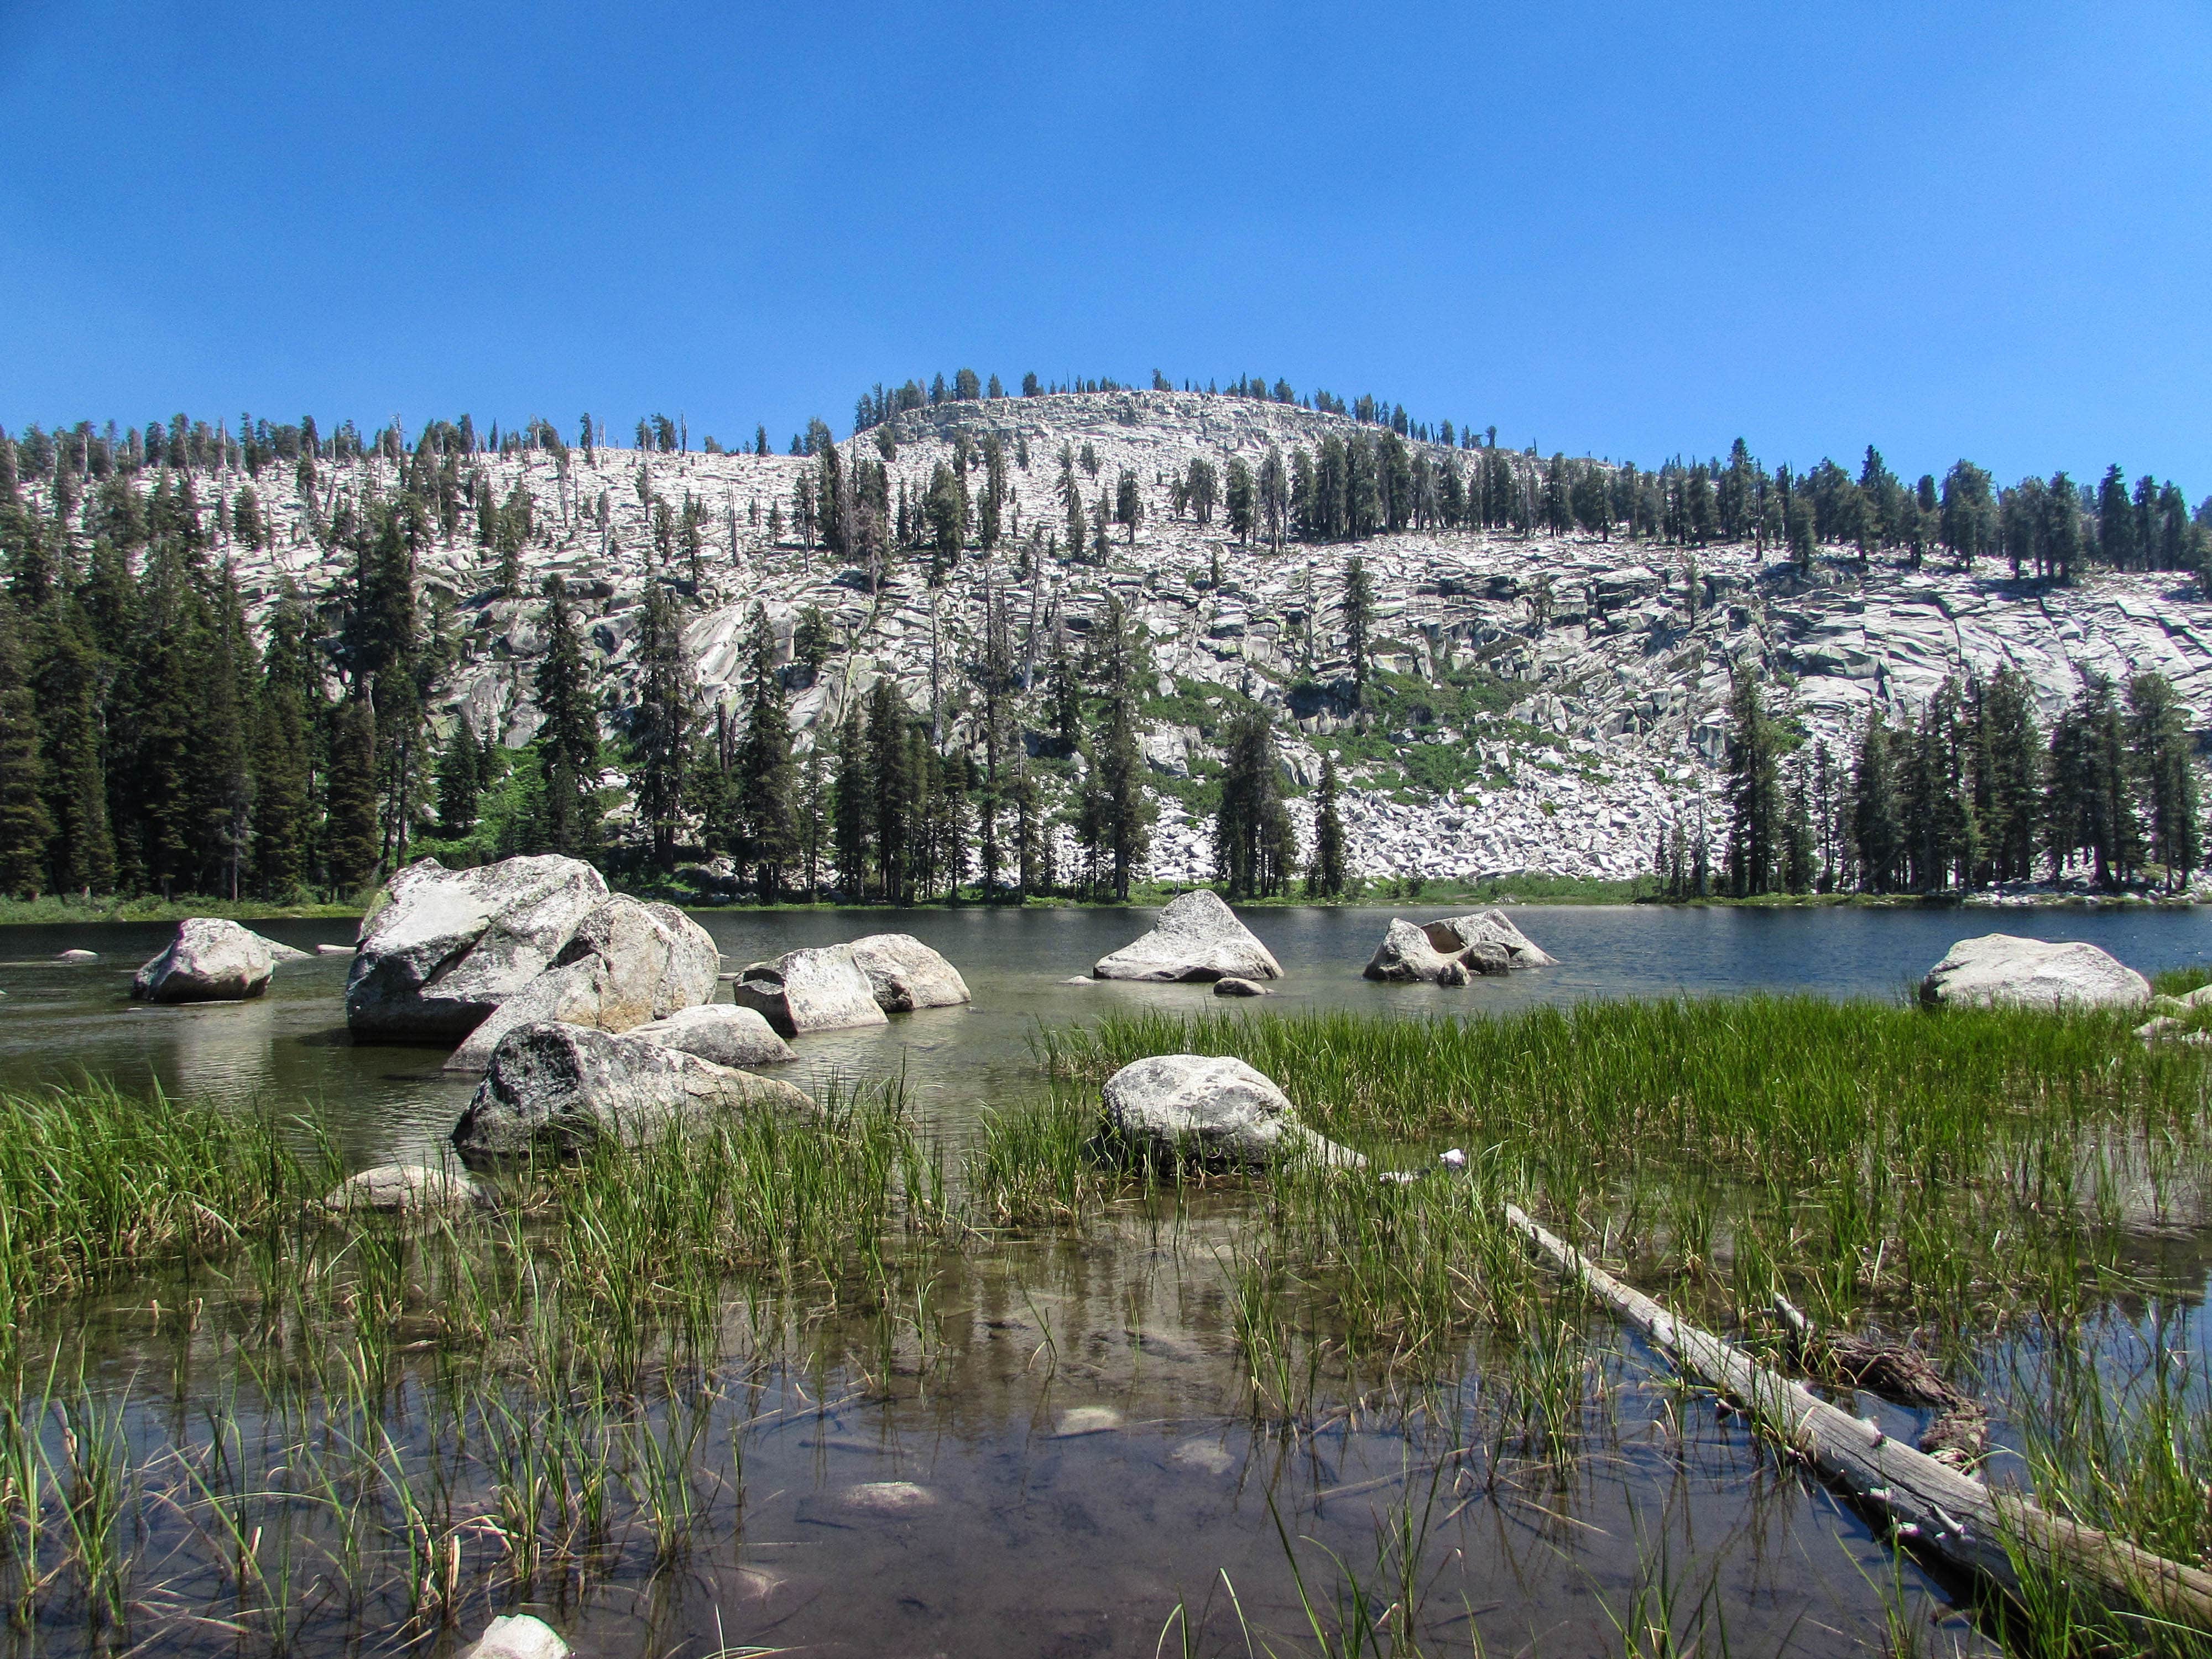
[4,900,2206,1659]
[3,900,2206,1164]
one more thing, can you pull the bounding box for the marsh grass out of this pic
[0,1073,956,1652]
[0,1079,339,1319]
[1040,999,2211,1331]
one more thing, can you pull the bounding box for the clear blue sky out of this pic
[3,2,2206,492]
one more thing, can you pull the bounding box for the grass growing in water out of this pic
[0,1079,338,1317]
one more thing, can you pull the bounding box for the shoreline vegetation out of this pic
[2,993,2210,1653]
[0,867,2199,928]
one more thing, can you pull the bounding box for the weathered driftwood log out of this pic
[1772,1294,1988,1469]
[1504,1203,2212,1635]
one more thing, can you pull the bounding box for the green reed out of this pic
[0,1079,338,1317]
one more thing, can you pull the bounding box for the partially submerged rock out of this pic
[460,1615,568,1659]
[848,933,971,1012]
[1919,933,2150,1012]
[348,855,609,1044]
[131,919,274,1003]
[442,896,720,1072]
[1213,976,1270,997]
[729,945,890,1037]
[627,1004,795,1068]
[1102,1053,1362,1169]
[451,1021,816,1162]
[1365,911,1554,984]
[1093,890,1282,983]
[1425,910,1557,967]
[55,948,97,962]
[321,1164,486,1215]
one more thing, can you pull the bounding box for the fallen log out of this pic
[1504,1202,2212,1636]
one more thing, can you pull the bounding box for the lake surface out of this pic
[1,900,2205,1164]
[7,900,2203,1658]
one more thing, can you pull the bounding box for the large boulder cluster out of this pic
[732,933,971,1035]
[1363,911,1556,984]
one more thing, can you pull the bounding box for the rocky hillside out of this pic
[90,390,2212,886]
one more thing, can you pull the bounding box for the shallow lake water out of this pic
[6,901,2210,1658]
[4,900,2209,1164]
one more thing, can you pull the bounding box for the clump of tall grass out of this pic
[0,1079,337,1313]
[964,1094,1146,1227]
[1041,998,2211,1327]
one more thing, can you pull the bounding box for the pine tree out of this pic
[833,705,871,898]
[1214,705,1295,898]
[0,603,51,895]
[734,601,796,899]
[252,589,316,893]
[435,718,481,842]
[1307,753,1347,897]
[1341,555,1373,701]
[868,677,910,901]
[324,697,380,894]
[534,577,599,858]
[33,602,114,895]
[1723,671,1783,895]
[1851,708,1902,893]
[633,582,692,871]
[2128,672,2200,887]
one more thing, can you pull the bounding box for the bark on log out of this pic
[1504,1202,2212,1635]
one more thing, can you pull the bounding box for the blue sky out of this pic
[2,1,2206,492]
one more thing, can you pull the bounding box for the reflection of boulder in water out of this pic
[165,994,281,1100]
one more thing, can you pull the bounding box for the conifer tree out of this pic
[33,603,113,895]
[633,582,692,871]
[324,697,380,893]
[2128,671,2201,887]
[868,677,911,901]
[252,589,316,893]
[533,577,598,858]
[435,719,481,842]
[1341,555,1373,700]
[1213,705,1296,898]
[1723,671,1782,895]
[1851,708,1902,893]
[833,705,871,898]
[734,601,796,899]
[1303,753,1345,898]
[0,603,51,895]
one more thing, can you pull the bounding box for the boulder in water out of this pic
[1102,1053,1362,1169]
[1212,976,1271,997]
[1364,911,1555,984]
[1093,891,1282,983]
[442,896,719,1072]
[451,1021,816,1162]
[626,1004,795,1068]
[131,919,274,1003]
[460,1615,568,1659]
[729,945,890,1037]
[1423,911,1557,968]
[1919,933,2150,1012]
[848,933,971,1011]
[55,948,97,962]
[347,855,609,1044]
[321,1164,486,1215]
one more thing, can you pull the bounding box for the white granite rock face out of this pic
[1919,934,2152,1011]
[729,945,891,1036]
